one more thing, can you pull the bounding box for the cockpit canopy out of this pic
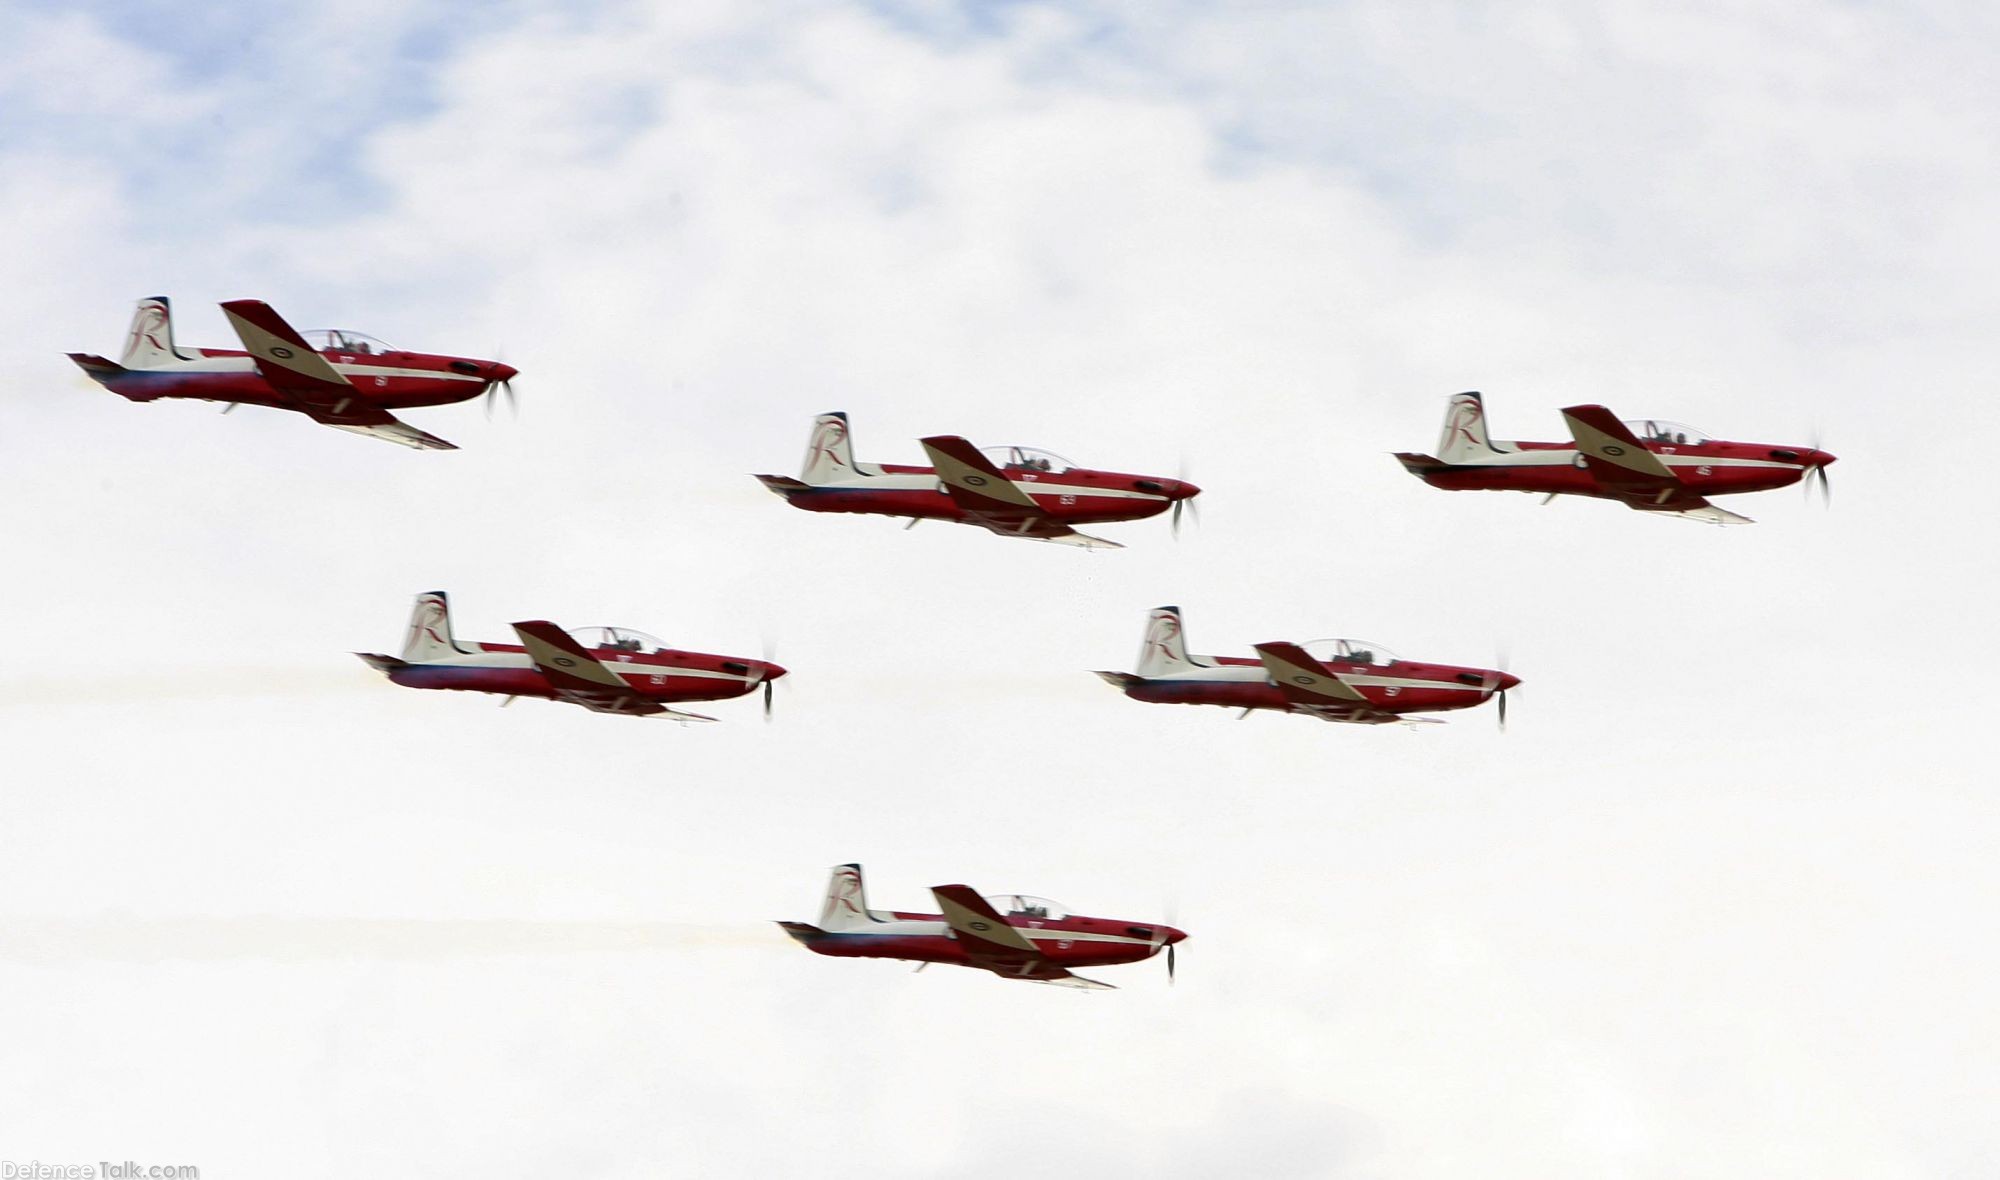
[984,894,1069,920]
[979,445,1074,474]
[302,329,396,356]
[572,626,670,654]
[1622,419,1710,445]
[1302,638,1401,666]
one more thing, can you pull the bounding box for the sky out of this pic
[2,1,1996,1176]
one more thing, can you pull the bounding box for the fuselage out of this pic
[1401,437,1835,500]
[368,641,783,705]
[75,347,514,412]
[1114,654,1515,718]
[781,910,1186,970]
[762,462,1198,527]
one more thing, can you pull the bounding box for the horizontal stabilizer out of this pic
[754,474,812,496]
[354,652,406,673]
[1393,452,1449,474]
[67,353,124,377]
[1092,670,1140,689]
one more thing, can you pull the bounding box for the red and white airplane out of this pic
[778,864,1186,990]
[68,296,516,450]
[755,412,1200,549]
[356,592,785,721]
[1394,392,1835,524]
[1095,606,1519,726]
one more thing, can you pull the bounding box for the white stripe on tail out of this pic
[1435,391,1508,462]
[401,591,471,661]
[817,863,885,930]
[1135,606,1196,677]
[800,412,858,484]
[119,296,187,368]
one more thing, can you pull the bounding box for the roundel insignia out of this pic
[1601,444,1626,456]
[269,345,294,358]
[963,474,988,486]
[969,920,991,931]
[1293,674,1314,685]
[553,656,576,667]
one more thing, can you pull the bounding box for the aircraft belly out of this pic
[95,369,281,406]
[1130,678,1284,710]
[1426,464,1600,494]
[783,487,957,518]
[806,932,971,964]
[390,665,554,697]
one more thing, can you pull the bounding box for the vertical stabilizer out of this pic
[400,591,471,661]
[1435,391,1507,462]
[119,296,188,368]
[1134,606,1196,677]
[800,412,859,484]
[817,863,881,930]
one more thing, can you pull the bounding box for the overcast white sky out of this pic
[3,1,1996,1176]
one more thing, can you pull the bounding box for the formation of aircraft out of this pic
[1394,391,1835,524]
[356,592,785,721]
[1095,606,1519,726]
[69,296,515,450]
[778,864,1186,990]
[60,295,1843,993]
[755,412,1200,549]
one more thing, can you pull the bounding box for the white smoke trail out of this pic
[0,915,791,964]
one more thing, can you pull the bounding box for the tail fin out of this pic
[400,591,471,661]
[817,863,882,930]
[1134,606,1197,677]
[800,412,858,484]
[119,296,188,368]
[1435,391,1506,462]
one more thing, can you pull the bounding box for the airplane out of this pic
[356,592,785,721]
[1094,606,1520,726]
[778,864,1187,990]
[68,296,517,450]
[1393,391,1836,524]
[754,412,1200,549]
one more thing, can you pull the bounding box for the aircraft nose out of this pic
[761,661,789,682]
[1810,449,1837,467]
[1497,671,1522,692]
[487,361,518,383]
[1164,926,1189,945]
[1172,480,1202,501]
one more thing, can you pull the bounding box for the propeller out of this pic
[484,377,518,420]
[757,636,784,723]
[1801,430,1832,506]
[1170,457,1200,538]
[1484,646,1516,733]
[1153,895,1181,986]
[483,350,518,420]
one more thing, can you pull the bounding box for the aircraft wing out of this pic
[916,437,1121,549]
[930,884,1115,990]
[221,299,353,394]
[220,299,456,450]
[1253,642,1401,724]
[320,416,458,451]
[510,620,713,720]
[1559,405,1720,515]
[918,436,1042,511]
